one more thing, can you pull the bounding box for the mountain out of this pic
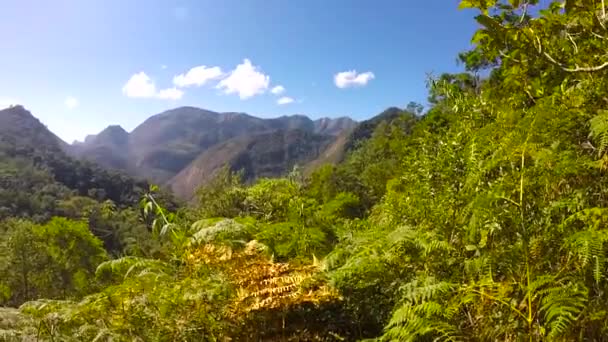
[127,107,272,182]
[166,108,411,200]
[69,106,357,187]
[303,107,416,172]
[0,105,67,152]
[0,105,149,215]
[303,128,354,174]
[168,129,335,199]
[71,125,129,170]
[344,107,406,152]
[0,104,410,203]
[313,117,357,136]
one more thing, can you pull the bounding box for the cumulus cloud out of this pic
[122,72,157,98]
[334,70,375,88]
[157,87,184,100]
[122,72,185,100]
[217,59,270,99]
[64,96,79,109]
[277,96,294,105]
[173,65,223,88]
[271,85,285,95]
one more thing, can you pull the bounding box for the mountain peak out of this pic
[0,105,67,151]
[81,124,129,147]
[313,116,357,136]
[97,125,128,142]
[0,104,33,118]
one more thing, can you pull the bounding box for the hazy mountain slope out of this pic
[303,128,354,175]
[343,107,406,152]
[0,105,68,152]
[303,108,417,174]
[69,106,357,184]
[0,106,148,210]
[168,129,334,200]
[70,125,129,170]
[313,117,357,136]
[126,107,338,182]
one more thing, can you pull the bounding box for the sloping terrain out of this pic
[71,106,356,184]
[168,129,334,199]
[0,106,149,215]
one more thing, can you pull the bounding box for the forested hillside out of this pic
[4,0,608,341]
[0,105,174,257]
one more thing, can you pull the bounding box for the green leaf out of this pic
[509,0,520,7]
[471,30,489,44]
[459,0,476,9]
[475,15,503,33]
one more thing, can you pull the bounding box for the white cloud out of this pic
[64,96,79,109]
[122,72,157,98]
[122,71,186,100]
[277,96,294,105]
[157,87,184,100]
[271,85,285,95]
[334,70,375,88]
[0,97,19,109]
[161,65,168,69]
[173,65,223,88]
[217,59,270,99]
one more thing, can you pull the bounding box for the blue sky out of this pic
[0,0,478,142]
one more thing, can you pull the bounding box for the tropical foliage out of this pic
[5,0,608,340]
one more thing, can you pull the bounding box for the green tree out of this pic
[0,218,108,306]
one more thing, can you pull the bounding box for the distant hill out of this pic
[71,125,129,170]
[4,104,412,201]
[168,129,335,200]
[0,105,149,215]
[166,108,416,200]
[304,107,417,172]
[0,105,67,153]
[344,107,406,152]
[313,117,357,136]
[69,106,357,192]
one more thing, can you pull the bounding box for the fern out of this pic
[400,278,457,304]
[189,218,251,249]
[95,256,172,281]
[539,282,588,339]
[589,110,608,157]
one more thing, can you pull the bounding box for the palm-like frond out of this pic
[95,256,172,281]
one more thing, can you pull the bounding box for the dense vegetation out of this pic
[4,0,608,340]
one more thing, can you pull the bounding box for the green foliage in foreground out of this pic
[0,218,108,307]
[5,0,608,340]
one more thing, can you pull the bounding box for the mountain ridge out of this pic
[0,104,409,200]
[68,106,357,188]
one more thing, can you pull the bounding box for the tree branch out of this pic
[527,28,608,73]
[543,51,608,72]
